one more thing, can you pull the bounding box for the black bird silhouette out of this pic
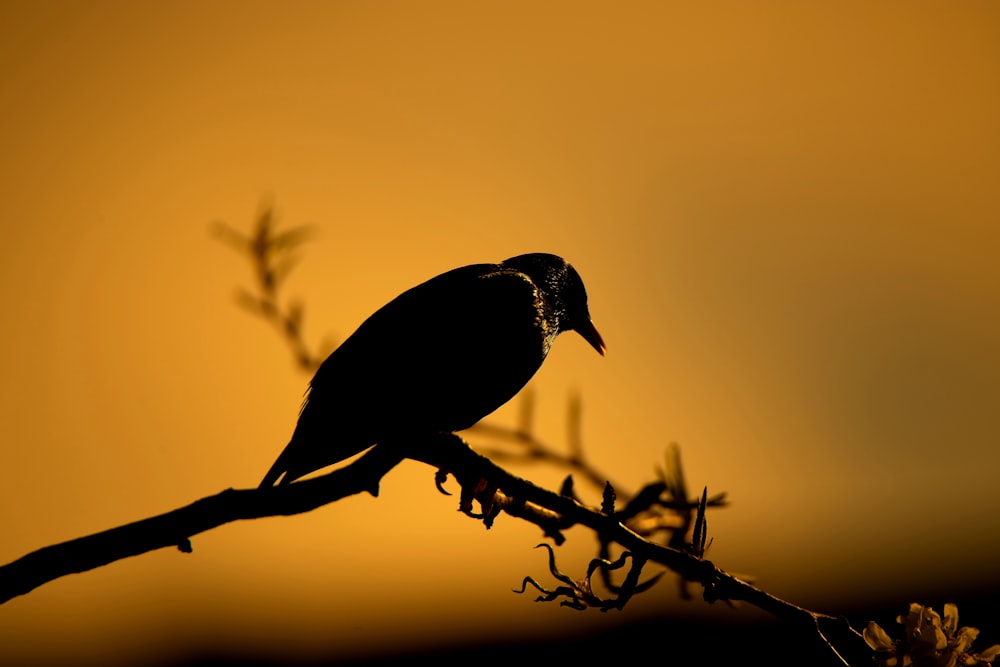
[259,253,605,487]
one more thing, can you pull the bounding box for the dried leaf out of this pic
[943,602,959,636]
[974,644,1000,662]
[270,224,314,251]
[952,626,980,655]
[863,621,895,652]
[209,220,250,252]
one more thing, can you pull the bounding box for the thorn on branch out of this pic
[601,481,616,515]
[691,487,710,558]
[559,475,577,500]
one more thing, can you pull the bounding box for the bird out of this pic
[259,252,605,487]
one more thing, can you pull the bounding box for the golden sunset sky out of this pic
[1,1,998,665]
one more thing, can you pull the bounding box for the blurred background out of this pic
[1,1,998,664]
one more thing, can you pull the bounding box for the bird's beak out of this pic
[576,319,606,356]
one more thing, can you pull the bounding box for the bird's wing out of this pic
[309,262,545,422]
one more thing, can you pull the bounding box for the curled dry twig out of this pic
[514,543,659,612]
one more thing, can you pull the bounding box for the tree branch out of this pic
[0,446,404,604]
[404,435,837,621]
[0,433,870,664]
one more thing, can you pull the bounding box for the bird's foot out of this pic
[454,476,502,528]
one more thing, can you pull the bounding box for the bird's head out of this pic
[501,253,606,356]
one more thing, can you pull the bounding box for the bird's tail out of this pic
[259,434,372,488]
[259,441,294,488]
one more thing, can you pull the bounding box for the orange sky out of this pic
[1,1,999,664]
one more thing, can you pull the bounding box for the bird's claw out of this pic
[434,469,452,496]
[457,477,502,528]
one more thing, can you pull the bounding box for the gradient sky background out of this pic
[1,1,998,665]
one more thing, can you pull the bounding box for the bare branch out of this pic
[1,431,875,664]
[0,446,403,604]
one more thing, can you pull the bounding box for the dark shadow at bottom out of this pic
[149,587,1000,667]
